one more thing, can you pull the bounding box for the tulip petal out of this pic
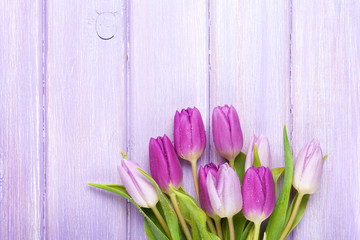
[263,167,276,218]
[198,166,213,215]
[207,173,224,217]
[149,138,171,192]
[242,167,265,223]
[228,106,243,157]
[189,107,206,159]
[257,135,271,168]
[163,135,183,189]
[212,107,233,160]
[220,164,243,217]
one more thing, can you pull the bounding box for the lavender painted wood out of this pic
[128,1,209,239]
[46,0,128,239]
[0,0,43,239]
[210,0,292,171]
[291,1,360,239]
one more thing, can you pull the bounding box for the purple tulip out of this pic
[293,140,323,194]
[174,107,206,162]
[207,163,243,218]
[245,135,271,171]
[198,163,219,217]
[149,135,183,194]
[212,105,243,161]
[118,159,159,208]
[242,166,275,223]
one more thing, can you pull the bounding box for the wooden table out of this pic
[1,0,359,239]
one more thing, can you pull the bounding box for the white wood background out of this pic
[0,0,359,239]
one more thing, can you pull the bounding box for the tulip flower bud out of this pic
[212,105,243,161]
[245,135,271,171]
[207,163,242,218]
[149,135,183,194]
[174,107,206,162]
[118,159,159,208]
[293,140,323,194]
[242,166,275,223]
[198,163,219,217]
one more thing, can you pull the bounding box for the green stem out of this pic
[169,193,192,240]
[253,222,261,240]
[228,216,235,240]
[229,159,235,169]
[214,218,223,240]
[191,160,200,201]
[279,193,304,240]
[151,206,172,239]
[207,217,217,235]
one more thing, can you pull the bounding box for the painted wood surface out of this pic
[128,1,209,239]
[210,0,291,169]
[0,0,43,239]
[46,0,127,239]
[291,0,360,239]
[1,0,360,239]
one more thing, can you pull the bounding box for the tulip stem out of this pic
[207,217,217,235]
[228,216,235,240]
[279,193,304,240]
[253,222,261,240]
[229,159,235,169]
[190,161,200,201]
[169,193,192,240]
[214,218,223,240]
[151,206,172,239]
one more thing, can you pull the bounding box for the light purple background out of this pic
[1,0,359,239]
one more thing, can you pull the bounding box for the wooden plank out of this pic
[291,0,360,239]
[0,0,43,239]
[128,1,209,238]
[46,0,128,239]
[211,0,292,171]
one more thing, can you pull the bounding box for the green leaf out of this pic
[121,151,129,159]
[234,152,247,183]
[234,212,248,240]
[138,169,182,240]
[190,215,201,239]
[283,194,310,237]
[323,154,328,162]
[240,223,253,240]
[265,125,294,240]
[271,167,285,195]
[253,144,261,167]
[88,183,169,240]
[145,219,158,240]
[170,186,220,240]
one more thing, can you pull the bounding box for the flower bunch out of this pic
[89,105,326,240]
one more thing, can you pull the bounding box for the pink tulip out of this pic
[149,135,183,194]
[293,140,323,194]
[118,159,158,208]
[212,105,243,161]
[242,166,275,223]
[207,163,242,218]
[174,107,206,162]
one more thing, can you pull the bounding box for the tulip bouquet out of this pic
[89,105,326,240]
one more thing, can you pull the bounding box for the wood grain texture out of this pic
[46,0,128,239]
[128,1,209,239]
[0,0,43,239]
[211,0,292,170]
[291,0,360,239]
